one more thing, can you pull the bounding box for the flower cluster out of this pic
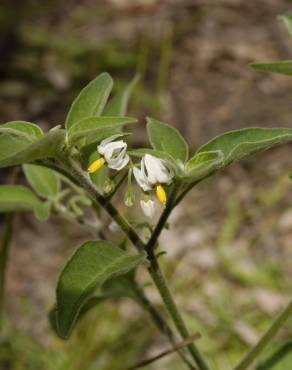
[87,135,174,218]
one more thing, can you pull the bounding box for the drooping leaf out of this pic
[185,150,224,182]
[0,185,42,213]
[67,116,137,146]
[33,200,52,221]
[55,240,146,339]
[103,75,139,116]
[65,73,113,129]
[23,164,61,198]
[0,128,65,168]
[256,341,292,370]
[197,128,292,168]
[147,117,189,163]
[250,61,292,76]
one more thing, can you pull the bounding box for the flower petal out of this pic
[133,166,152,191]
[144,154,173,184]
[140,199,156,218]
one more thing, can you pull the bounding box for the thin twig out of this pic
[125,333,201,370]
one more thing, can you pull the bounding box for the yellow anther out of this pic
[87,158,105,173]
[155,184,167,206]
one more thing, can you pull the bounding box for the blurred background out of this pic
[0,0,292,369]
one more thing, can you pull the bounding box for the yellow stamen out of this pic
[155,184,167,205]
[87,158,105,173]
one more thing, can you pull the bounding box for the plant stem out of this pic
[133,282,197,370]
[0,214,14,321]
[62,158,208,368]
[148,257,210,370]
[233,299,292,370]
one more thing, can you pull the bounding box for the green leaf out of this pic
[55,240,146,339]
[0,121,43,140]
[0,128,65,168]
[33,200,52,221]
[0,185,42,213]
[279,15,292,36]
[257,341,292,370]
[50,275,138,335]
[65,73,113,129]
[67,116,137,146]
[250,61,292,76]
[147,117,189,162]
[23,164,61,198]
[185,151,224,182]
[103,75,139,116]
[197,128,292,168]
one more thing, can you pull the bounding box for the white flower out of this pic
[88,135,129,173]
[133,154,174,205]
[140,199,156,218]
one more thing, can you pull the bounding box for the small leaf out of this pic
[0,128,65,168]
[197,128,292,168]
[0,185,42,213]
[147,117,189,162]
[256,341,292,370]
[103,75,139,116]
[55,240,146,339]
[185,151,224,182]
[67,116,137,146]
[65,73,113,129]
[34,200,52,221]
[250,61,292,76]
[23,164,61,198]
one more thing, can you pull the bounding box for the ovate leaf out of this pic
[197,128,292,167]
[67,116,137,146]
[185,151,224,182]
[147,117,189,162]
[0,185,42,213]
[0,128,65,168]
[250,61,292,76]
[55,241,146,339]
[23,164,61,198]
[103,75,139,116]
[65,73,113,129]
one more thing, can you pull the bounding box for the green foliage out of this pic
[0,185,42,213]
[0,128,65,168]
[250,61,292,76]
[147,117,189,163]
[67,116,137,146]
[65,73,113,129]
[185,151,224,182]
[55,241,146,339]
[23,164,60,198]
[197,128,292,168]
[279,15,292,36]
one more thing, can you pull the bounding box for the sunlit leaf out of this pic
[55,240,146,339]
[197,128,292,167]
[185,150,224,182]
[65,73,113,129]
[147,117,189,162]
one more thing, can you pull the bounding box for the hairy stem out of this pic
[0,214,14,321]
[233,299,292,370]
